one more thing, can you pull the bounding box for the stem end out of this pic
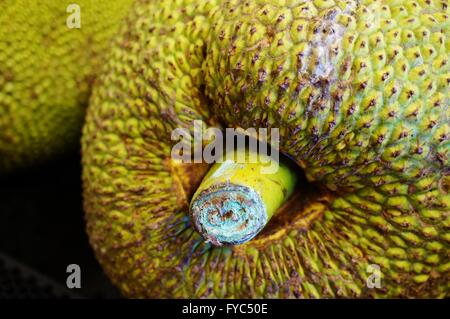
[190,183,267,246]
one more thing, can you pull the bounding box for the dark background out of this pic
[0,153,121,298]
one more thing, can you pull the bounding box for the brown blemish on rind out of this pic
[168,159,210,207]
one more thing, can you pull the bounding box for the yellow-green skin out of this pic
[0,0,134,172]
[82,0,449,298]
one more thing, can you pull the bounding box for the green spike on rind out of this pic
[190,149,297,246]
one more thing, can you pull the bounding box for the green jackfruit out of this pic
[81,0,449,298]
[0,0,134,173]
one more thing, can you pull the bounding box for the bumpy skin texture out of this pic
[83,0,449,297]
[0,0,134,173]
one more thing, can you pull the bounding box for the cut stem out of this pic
[189,148,297,246]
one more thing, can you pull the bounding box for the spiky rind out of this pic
[82,0,449,298]
[0,0,134,173]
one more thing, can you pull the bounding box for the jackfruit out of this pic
[0,0,134,173]
[81,0,449,298]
